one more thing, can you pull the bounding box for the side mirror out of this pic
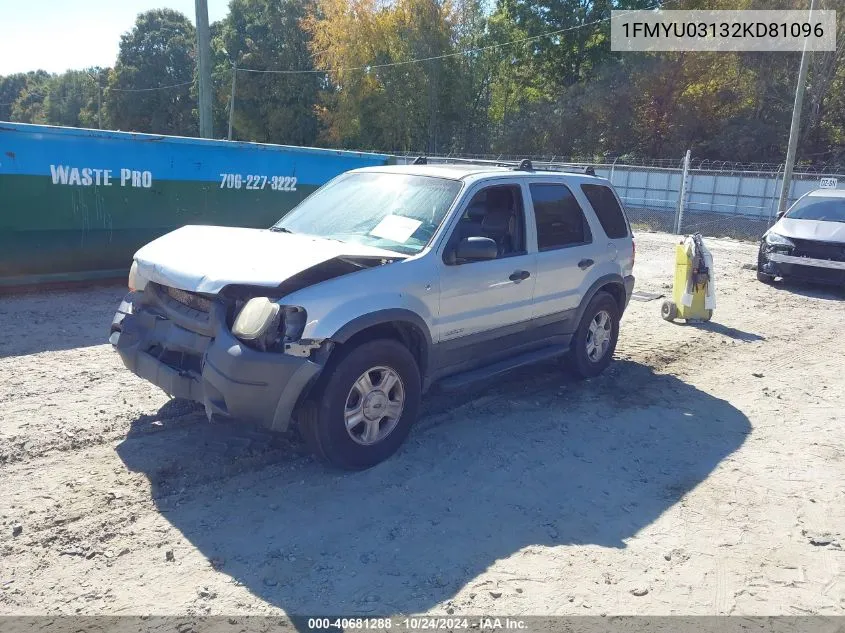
[776,211,785,221]
[455,236,498,262]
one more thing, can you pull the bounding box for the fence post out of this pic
[675,149,691,234]
[609,156,619,184]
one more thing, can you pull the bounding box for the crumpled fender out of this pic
[280,256,439,344]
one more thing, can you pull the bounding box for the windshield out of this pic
[273,172,462,255]
[785,196,845,223]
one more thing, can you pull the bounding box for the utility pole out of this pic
[195,0,213,138]
[776,0,816,217]
[228,60,237,141]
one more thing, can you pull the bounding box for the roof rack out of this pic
[527,160,596,176]
[410,155,596,176]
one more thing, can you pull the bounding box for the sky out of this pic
[0,0,230,76]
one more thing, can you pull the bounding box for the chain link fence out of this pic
[393,152,844,241]
[601,159,841,240]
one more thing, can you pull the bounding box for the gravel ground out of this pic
[1,231,844,617]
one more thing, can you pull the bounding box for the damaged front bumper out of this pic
[109,288,323,432]
[759,243,845,285]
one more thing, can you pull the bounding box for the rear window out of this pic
[581,184,629,239]
[786,196,845,223]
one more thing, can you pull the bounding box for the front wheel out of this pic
[568,291,620,379]
[299,339,421,470]
[757,248,775,284]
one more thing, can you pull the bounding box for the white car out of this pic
[758,188,845,286]
[110,159,635,469]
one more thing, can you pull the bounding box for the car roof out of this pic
[807,188,845,198]
[349,163,608,185]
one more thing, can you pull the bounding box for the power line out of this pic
[109,80,194,92]
[236,4,662,76]
[0,80,192,109]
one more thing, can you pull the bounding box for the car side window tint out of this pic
[581,184,629,239]
[528,183,592,250]
[446,184,526,263]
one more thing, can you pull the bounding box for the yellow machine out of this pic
[661,235,714,323]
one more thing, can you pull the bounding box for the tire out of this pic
[757,247,775,284]
[568,291,620,379]
[661,300,677,322]
[299,339,421,470]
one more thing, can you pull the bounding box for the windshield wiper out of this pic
[269,226,294,234]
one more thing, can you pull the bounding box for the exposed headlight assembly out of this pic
[232,298,307,351]
[764,232,795,248]
[232,297,280,341]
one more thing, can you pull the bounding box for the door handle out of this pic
[578,258,595,270]
[509,270,531,282]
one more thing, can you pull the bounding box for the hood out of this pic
[772,217,845,243]
[134,225,403,294]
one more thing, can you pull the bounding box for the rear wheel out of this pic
[568,291,620,379]
[299,339,421,470]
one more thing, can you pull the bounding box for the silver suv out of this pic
[110,159,635,469]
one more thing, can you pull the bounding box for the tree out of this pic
[0,74,30,122]
[2,71,50,123]
[106,9,197,135]
[306,0,457,152]
[800,0,845,164]
[41,70,101,128]
[3,0,845,165]
[217,0,320,145]
[77,67,111,129]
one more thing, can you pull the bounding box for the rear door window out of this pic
[528,183,592,251]
[581,184,629,239]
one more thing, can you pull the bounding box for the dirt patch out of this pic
[1,232,844,616]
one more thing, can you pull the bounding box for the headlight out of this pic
[128,261,149,292]
[232,297,281,341]
[764,232,794,247]
[231,299,307,350]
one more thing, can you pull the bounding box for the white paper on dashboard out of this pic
[369,215,422,243]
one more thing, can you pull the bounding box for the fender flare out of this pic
[330,308,433,375]
[573,274,627,330]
